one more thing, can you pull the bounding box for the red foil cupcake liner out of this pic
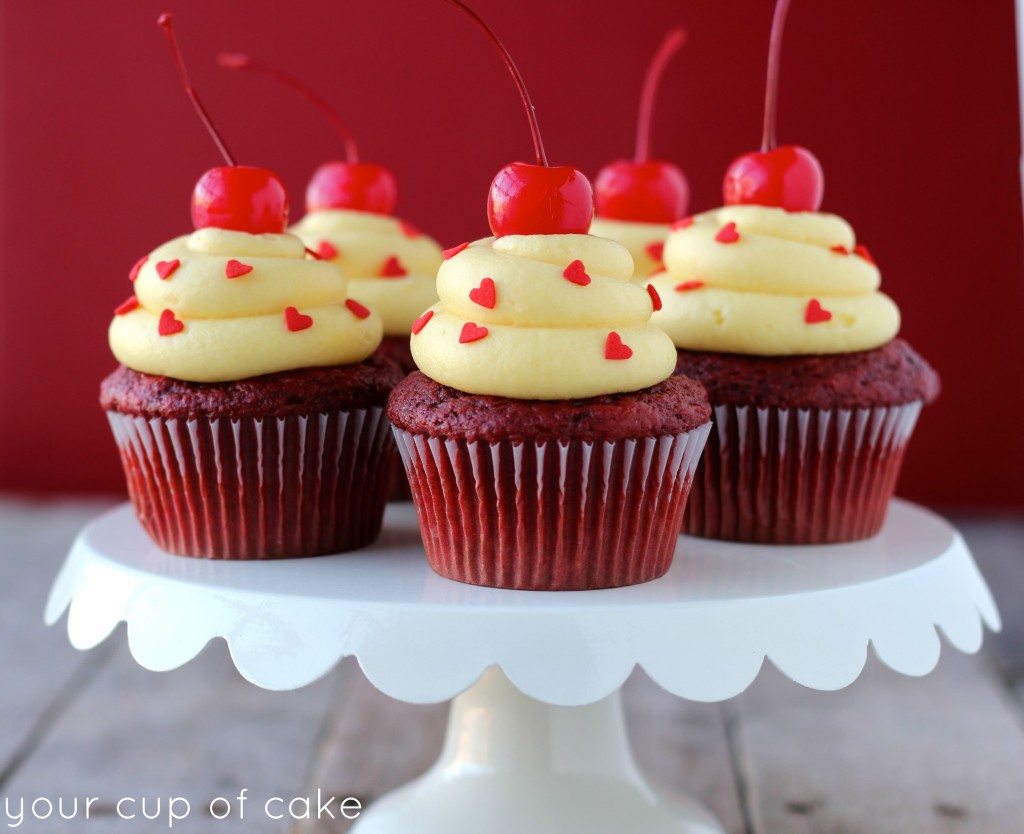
[393,424,711,590]
[685,401,924,544]
[106,407,394,559]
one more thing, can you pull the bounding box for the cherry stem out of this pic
[441,0,548,167]
[218,53,360,164]
[157,13,236,166]
[761,0,792,152]
[635,26,686,164]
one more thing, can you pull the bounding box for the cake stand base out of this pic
[353,668,724,834]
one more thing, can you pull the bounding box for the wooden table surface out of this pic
[1,498,1023,833]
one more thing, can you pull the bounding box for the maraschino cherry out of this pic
[157,14,288,234]
[594,27,689,223]
[722,0,823,212]
[218,54,398,216]
[443,0,593,237]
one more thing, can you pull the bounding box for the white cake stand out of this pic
[46,499,1000,834]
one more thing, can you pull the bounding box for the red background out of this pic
[2,0,1022,511]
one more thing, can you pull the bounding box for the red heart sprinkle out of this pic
[114,296,140,316]
[830,245,850,255]
[411,310,434,335]
[317,241,338,260]
[399,220,422,238]
[380,255,408,278]
[443,242,470,260]
[854,244,875,265]
[156,259,180,280]
[647,284,663,312]
[129,256,148,282]
[225,259,253,278]
[469,277,496,309]
[158,309,184,336]
[605,332,633,360]
[805,299,832,324]
[649,265,667,275]
[285,306,314,332]
[715,222,740,244]
[563,259,591,286]
[646,241,665,261]
[675,280,705,292]
[459,322,488,344]
[345,299,371,319]
[671,216,695,230]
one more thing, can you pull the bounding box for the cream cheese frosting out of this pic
[291,209,443,336]
[411,233,677,399]
[109,228,382,382]
[654,205,900,355]
[589,216,671,278]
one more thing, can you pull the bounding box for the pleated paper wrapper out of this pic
[684,401,924,544]
[394,423,711,591]
[106,407,394,559]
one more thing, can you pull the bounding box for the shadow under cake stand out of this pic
[46,499,1000,834]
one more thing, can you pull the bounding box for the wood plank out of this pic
[2,638,342,832]
[729,652,1024,834]
[0,500,116,782]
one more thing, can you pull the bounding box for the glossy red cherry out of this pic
[306,162,398,214]
[722,0,825,212]
[488,162,593,237]
[444,0,594,237]
[158,15,289,234]
[192,166,289,233]
[724,146,823,211]
[595,161,688,223]
[594,27,688,223]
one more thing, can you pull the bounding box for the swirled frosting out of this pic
[589,217,670,278]
[109,228,382,382]
[653,205,900,355]
[411,233,677,399]
[291,209,443,336]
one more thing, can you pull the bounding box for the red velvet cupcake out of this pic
[391,233,711,590]
[653,204,939,543]
[104,171,398,559]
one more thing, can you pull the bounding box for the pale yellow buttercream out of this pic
[291,209,442,336]
[411,234,676,399]
[589,216,671,278]
[655,205,900,355]
[109,228,381,382]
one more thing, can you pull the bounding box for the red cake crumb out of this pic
[100,356,403,420]
[388,371,711,443]
[674,338,939,410]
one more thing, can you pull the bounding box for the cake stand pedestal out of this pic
[46,500,1000,834]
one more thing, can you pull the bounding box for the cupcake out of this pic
[589,27,689,278]
[650,0,939,545]
[99,15,402,560]
[654,205,938,544]
[391,234,711,590]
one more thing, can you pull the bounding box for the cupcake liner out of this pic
[393,424,711,590]
[107,407,393,559]
[684,401,923,544]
